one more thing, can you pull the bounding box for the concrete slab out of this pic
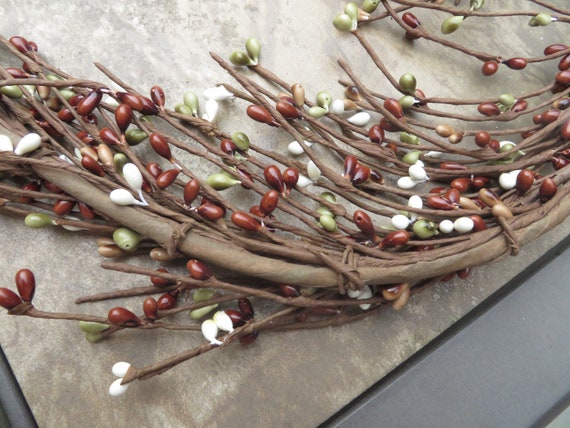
[1,1,568,427]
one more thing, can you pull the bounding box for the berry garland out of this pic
[0,0,569,394]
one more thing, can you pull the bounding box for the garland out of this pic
[0,0,569,395]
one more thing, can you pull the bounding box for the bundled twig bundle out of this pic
[1,0,569,393]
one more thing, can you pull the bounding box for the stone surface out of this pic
[0,1,568,427]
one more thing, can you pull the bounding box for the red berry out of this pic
[99,127,121,146]
[238,297,254,319]
[264,165,284,194]
[477,102,500,116]
[116,92,145,112]
[402,12,421,28]
[151,268,175,288]
[503,57,527,70]
[539,178,557,202]
[157,293,176,310]
[186,259,212,280]
[183,179,201,206]
[15,268,36,302]
[246,105,276,125]
[343,155,358,180]
[107,307,140,326]
[196,202,225,221]
[114,103,133,133]
[156,169,180,189]
[259,190,279,216]
[53,200,76,216]
[231,212,262,231]
[150,86,166,109]
[149,132,172,160]
[353,210,376,237]
[380,230,410,248]
[76,91,102,116]
[474,131,490,147]
[368,124,385,144]
[143,297,158,320]
[482,60,499,76]
[0,288,23,310]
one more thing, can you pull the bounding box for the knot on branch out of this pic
[8,302,34,316]
[497,216,520,256]
[317,246,364,294]
[167,221,195,256]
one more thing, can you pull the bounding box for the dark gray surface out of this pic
[0,347,37,428]
[324,237,570,428]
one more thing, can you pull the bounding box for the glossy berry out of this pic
[156,169,180,189]
[220,138,238,155]
[503,58,527,70]
[53,200,76,216]
[231,212,262,231]
[146,162,163,179]
[150,86,166,109]
[555,70,570,85]
[149,133,172,161]
[224,309,247,328]
[511,99,528,113]
[439,162,467,171]
[384,98,404,120]
[368,124,384,144]
[19,182,41,204]
[184,179,201,206]
[259,190,279,216]
[107,307,140,326]
[558,55,570,71]
[276,97,299,119]
[426,195,455,210]
[279,284,300,298]
[482,60,499,76]
[15,268,36,302]
[143,297,158,320]
[139,96,159,115]
[380,230,410,248]
[99,127,121,146]
[264,165,284,194]
[470,215,487,232]
[515,169,535,195]
[539,178,557,202]
[57,107,74,123]
[343,155,358,180]
[186,259,212,280]
[544,44,568,55]
[477,102,500,116]
[81,155,105,177]
[76,91,102,116]
[157,293,177,310]
[351,163,370,185]
[450,177,471,193]
[151,268,175,288]
[353,210,376,237]
[238,297,254,319]
[402,12,420,28]
[116,92,144,112]
[114,103,133,133]
[247,104,276,125]
[9,36,32,53]
[0,288,23,310]
[282,167,299,193]
[196,203,225,221]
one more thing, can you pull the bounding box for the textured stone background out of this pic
[1,1,568,427]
